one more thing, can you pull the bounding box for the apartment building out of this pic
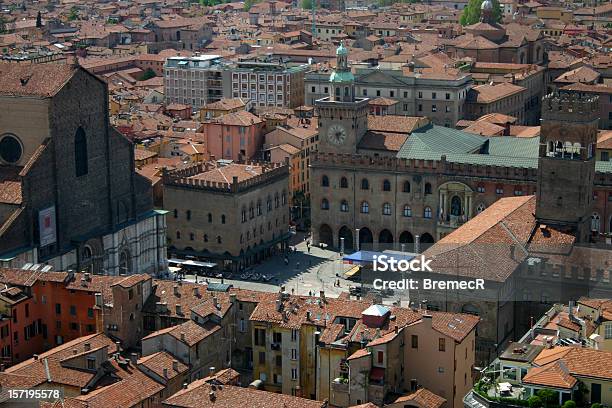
[465,82,527,124]
[164,56,308,110]
[164,55,226,109]
[229,60,308,109]
[249,290,478,407]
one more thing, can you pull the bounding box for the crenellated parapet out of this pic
[542,92,599,123]
[162,161,288,194]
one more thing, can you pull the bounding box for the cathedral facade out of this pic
[0,61,167,275]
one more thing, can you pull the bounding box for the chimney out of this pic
[276,299,282,311]
[320,290,326,302]
[422,314,432,329]
[173,285,180,296]
[183,382,188,389]
[394,325,398,334]
[115,342,121,354]
[209,366,216,375]
[176,304,182,315]
[193,287,200,297]
[130,353,138,365]
[84,272,91,282]
[229,293,237,304]
[180,332,186,342]
[163,368,168,378]
[84,343,91,351]
[173,360,179,371]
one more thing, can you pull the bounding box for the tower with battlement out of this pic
[535,92,599,242]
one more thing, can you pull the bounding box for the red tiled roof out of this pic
[0,62,76,97]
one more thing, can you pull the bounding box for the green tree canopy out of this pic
[460,0,502,26]
[141,68,156,81]
[243,0,254,11]
[301,0,312,9]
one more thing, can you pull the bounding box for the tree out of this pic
[243,0,253,11]
[0,16,6,34]
[36,11,42,28]
[460,0,502,26]
[68,6,79,21]
[301,0,312,9]
[536,389,557,408]
[527,396,543,408]
[141,68,156,81]
[562,401,576,408]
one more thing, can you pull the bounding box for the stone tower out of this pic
[315,41,369,154]
[535,92,599,242]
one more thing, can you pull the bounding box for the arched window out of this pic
[383,202,392,215]
[403,181,411,193]
[186,210,191,220]
[173,209,178,218]
[382,179,391,191]
[340,200,349,212]
[591,213,601,232]
[208,213,213,223]
[176,231,181,239]
[267,196,272,211]
[257,201,262,215]
[274,193,279,208]
[249,203,255,218]
[217,236,222,244]
[75,127,88,177]
[361,201,369,214]
[424,183,432,195]
[321,199,330,210]
[403,205,412,217]
[340,177,348,188]
[321,175,329,187]
[424,206,432,219]
[282,191,287,205]
[361,178,369,190]
[204,234,208,242]
[241,207,247,223]
[221,214,226,224]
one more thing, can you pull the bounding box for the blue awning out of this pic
[342,251,415,264]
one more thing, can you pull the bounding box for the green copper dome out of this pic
[329,70,354,83]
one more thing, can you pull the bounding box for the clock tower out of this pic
[315,41,369,154]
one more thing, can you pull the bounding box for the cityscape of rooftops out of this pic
[0,0,610,407]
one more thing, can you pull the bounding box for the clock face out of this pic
[327,124,347,145]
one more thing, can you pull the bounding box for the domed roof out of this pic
[481,0,493,10]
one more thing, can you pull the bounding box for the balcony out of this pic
[437,213,467,229]
[271,343,281,351]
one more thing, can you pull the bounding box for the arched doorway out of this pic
[379,229,393,246]
[338,226,353,252]
[319,224,333,248]
[399,231,414,252]
[358,227,373,250]
[420,233,434,245]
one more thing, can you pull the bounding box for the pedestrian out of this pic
[307,246,311,254]
[296,261,300,269]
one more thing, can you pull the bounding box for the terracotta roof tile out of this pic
[0,62,76,97]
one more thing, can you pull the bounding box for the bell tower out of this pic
[535,92,599,242]
[316,41,369,154]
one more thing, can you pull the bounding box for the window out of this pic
[217,236,222,244]
[418,104,423,112]
[208,213,213,223]
[276,355,282,367]
[186,210,191,220]
[321,175,329,187]
[424,183,432,195]
[403,181,410,193]
[0,134,23,164]
[189,233,194,241]
[418,91,422,98]
[87,358,96,370]
[439,338,446,352]
[477,184,485,193]
[514,187,523,196]
[340,177,348,188]
[291,348,298,360]
[55,304,61,315]
[446,93,450,100]
[382,179,391,191]
[432,105,437,112]
[476,203,486,214]
[361,201,369,214]
[70,305,76,316]
[321,198,329,210]
[87,308,94,318]
[361,178,369,190]
[432,92,437,99]
[377,351,384,364]
[221,214,226,224]
[255,328,266,346]
[383,202,392,215]
[173,209,178,218]
[424,207,432,218]
[496,185,504,195]
[176,231,181,239]
[291,368,298,380]
[75,127,88,177]
[340,200,349,212]
[403,205,412,217]
[259,351,266,365]
[605,323,612,339]
[411,335,418,348]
